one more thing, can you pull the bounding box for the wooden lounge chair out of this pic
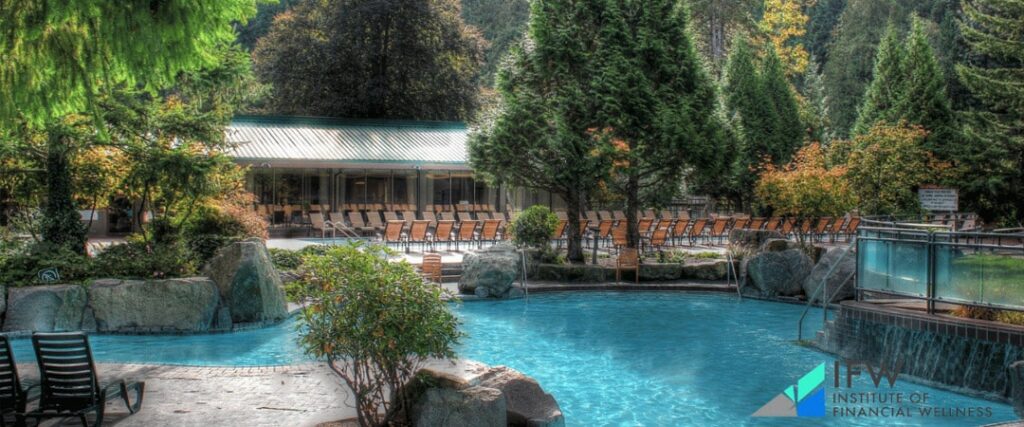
[366,210,386,233]
[616,248,640,284]
[688,218,708,246]
[440,212,457,222]
[843,217,861,241]
[456,211,473,223]
[780,218,796,237]
[599,211,614,221]
[25,332,144,427]
[422,212,438,229]
[637,218,654,238]
[477,212,492,220]
[829,217,847,242]
[749,217,766,231]
[432,220,456,252]
[597,219,614,247]
[765,217,782,232]
[1,335,35,427]
[642,209,657,219]
[612,221,628,249]
[613,211,626,221]
[732,217,750,231]
[420,254,443,284]
[383,211,400,222]
[646,226,670,252]
[348,212,375,236]
[814,217,833,242]
[407,220,431,252]
[552,220,568,247]
[585,211,600,225]
[402,211,418,227]
[480,219,503,246]
[671,218,690,246]
[456,220,479,251]
[382,221,405,247]
[708,218,730,244]
[554,211,568,221]
[309,212,334,238]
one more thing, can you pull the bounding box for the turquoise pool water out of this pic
[6,292,1017,426]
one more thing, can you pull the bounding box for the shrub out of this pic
[182,207,251,264]
[269,248,302,271]
[295,242,461,426]
[0,242,94,287]
[508,205,559,249]
[92,239,195,279]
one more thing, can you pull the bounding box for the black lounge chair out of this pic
[25,332,144,427]
[0,335,36,427]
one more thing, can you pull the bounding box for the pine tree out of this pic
[806,0,847,71]
[761,43,805,164]
[852,23,907,136]
[723,38,777,208]
[898,18,957,160]
[956,0,1024,223]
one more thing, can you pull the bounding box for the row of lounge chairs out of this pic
[551,212,863,249]
[0,333,145,427]
[309,211,512,240]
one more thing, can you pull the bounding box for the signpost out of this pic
[919,188,958,212]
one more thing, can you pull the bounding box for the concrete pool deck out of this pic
[14,362,355,427]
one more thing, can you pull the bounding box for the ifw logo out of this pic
[753,363,826,417]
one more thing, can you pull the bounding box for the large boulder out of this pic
[478,366,565,427]
[802,247,857,304]
[411,385,506,427]
[459,244,521,298]
[88,278,221,333]
[746,248,813,297]
[202,239,288,324]
[3,285,88,332]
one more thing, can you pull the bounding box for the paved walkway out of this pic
[17,363,354,427]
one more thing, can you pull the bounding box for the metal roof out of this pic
[225,116,469,168]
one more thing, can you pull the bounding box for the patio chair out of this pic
[670,218,690,246]
[552,220,568,247]
[780,218,796,238]
[555,211,569,221]
[309,212,334,238]
[646,226,670,253]
[25,332,144,427]
[642,209,657,219]
[749,217,766,231]
[599,211,614,221]
[732,217,750,231]
[422,212,438,229]
[585,211,600,225]
[799,217,814,237]
[432,220,456,252]
[659,210,673,220]
[843,217,861,241]
[637,218,654,238]
[814,217,833,242]
[1,335,36,427]
[402,211,418,228]
[480,219,503,246]
[765,217,782,232]
[477,212,492,220]
[366,211,386,233]
[597,219,614,247]
[707,218,730,244]
[440,212,457,222]
[381,221,405,248]
[616,248,640,284]
[420,254,443,284]
[688,218,708,246]
[613,210,626,221]
[456,220,479,251]
[611,221,628,249]
[406,220,431,252]
[384,211,400,222]
[677,210,690,220]
[828,217,847,242]
[348,212,375,236]
[456,211,473,223]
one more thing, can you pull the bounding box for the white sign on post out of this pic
[919,188,958,212]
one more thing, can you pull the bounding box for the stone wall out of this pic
[1,240,287,334]
[823,301,1024,397]
[528,259,731,283]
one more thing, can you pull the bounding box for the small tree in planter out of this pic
[508,206,559,250]
[296,242,462,426]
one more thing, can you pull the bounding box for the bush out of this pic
[295,242,461,426]
[269,248,302,270]
[92,239,196,279]
[508,205,559,249]
[182,207,251,264]
[0,242,94,287]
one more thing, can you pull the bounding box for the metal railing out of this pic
[855,223,1024,314]
[797,238,857,341]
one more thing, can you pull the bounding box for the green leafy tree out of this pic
[0,0,258,125]
[596,0,720,249]
[234,0,302,51]
[852,23,907,136]
[253,0,484,121]
[956,0,1024,224]
[468,1,611,263]
[296,242,461,427]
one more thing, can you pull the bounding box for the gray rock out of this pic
[507,287,525,299]
[682,260,729,280]
[1011,361,1024,419]
[478,366,565,427]
[459,244,521,298]
[761,238,797,253]
[746,249,813,297]
[3,285,88,332]
[213,306,233,331]
[203,239,288,323]
[80,307,97,332]
[729,229,784,251]
[410,385,506,427]
[89,277,220,332]
[638,264,683,281]
[474,286,491,298]
[803,247,857,303]
[530,264,610,283]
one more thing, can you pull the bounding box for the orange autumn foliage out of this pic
[755,143,856,218]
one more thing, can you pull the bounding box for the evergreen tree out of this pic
[596,0,720,248]
[722,38,777,208]
[823,0,906,138]
[956,0,1024,223]
[468,1,611,263]
[852,23,907,136]
[461,0,531,87]
[897,18,957,160]
[805,0,847,71]
[689,0,760,73]
[761,43,805,164]
[253,0,485,121]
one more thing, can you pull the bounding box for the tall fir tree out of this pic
[897,18,957,161]
[805,0,847,71]
[722,38,777,208]
[852,23,907,136]
[761,43,805,164]
[956,0,1024,223]
[596,0,720,248]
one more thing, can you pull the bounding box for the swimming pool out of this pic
[6,292,1017,426]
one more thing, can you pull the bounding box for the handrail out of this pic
[726,250,741,299]
[797,237,857,342]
